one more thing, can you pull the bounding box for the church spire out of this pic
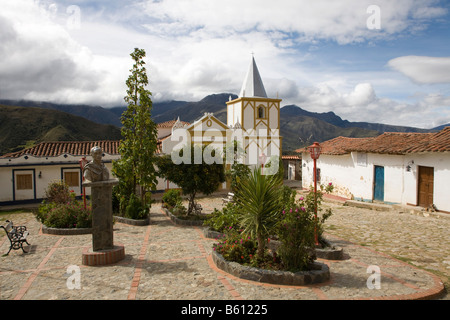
[239,56,267,98]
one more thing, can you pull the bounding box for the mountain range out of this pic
[0,95,446,155]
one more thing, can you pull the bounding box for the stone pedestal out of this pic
[82,179,124,266]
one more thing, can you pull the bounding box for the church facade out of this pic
[165,56,282,171]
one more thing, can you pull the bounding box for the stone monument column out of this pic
[83,179,118,251]
[81,146,125,266]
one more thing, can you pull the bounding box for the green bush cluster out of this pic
[162,189,182,208]
[203,202,242,234]
[35,181,92,229]
[123,193,149,220]
[213,231,257,265]
[211,172,334,272]
[112,184,150,220]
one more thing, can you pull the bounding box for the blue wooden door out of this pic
[373,166,384,202]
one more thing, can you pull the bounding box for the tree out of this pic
[235,166,284,261]
[156,144,225,215]
[112,48,158,209]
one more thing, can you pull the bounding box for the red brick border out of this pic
[81,244,125,266]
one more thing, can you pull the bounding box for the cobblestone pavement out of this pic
[0,193,447,301]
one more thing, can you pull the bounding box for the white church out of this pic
[0,57,282,205]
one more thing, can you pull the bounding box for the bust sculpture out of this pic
[83,146,110,182]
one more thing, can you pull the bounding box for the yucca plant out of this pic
[235,166,284,261]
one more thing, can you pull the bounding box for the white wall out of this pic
[302,151,450,212]
[0,154,118,203]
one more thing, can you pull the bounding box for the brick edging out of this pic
[211,250,330,286]
[41,224,92,235]
[82,244,125,266]
[113,215,150,226]
[162,208,205,226]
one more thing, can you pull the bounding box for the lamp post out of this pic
[308,142,321,246]
[79,157,88,210]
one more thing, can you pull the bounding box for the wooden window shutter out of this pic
[64,171,80,187]
[16,174,33,190]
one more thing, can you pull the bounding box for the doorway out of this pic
[418,166,434,208]
[373,166,384,202]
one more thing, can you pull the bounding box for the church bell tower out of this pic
[226,56,282,167]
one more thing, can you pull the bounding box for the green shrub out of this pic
[213,231,257,265]
[35,180,92,229]
[36,201,92,229]
[276,206,316,271]
[203,202,242,233]
[124,194,149,220]
[280,185,297,210]
[171,203,187,216]
[162,189,182,208]
[276,183,334,271]
[213,231,282,270]
[44,180,72,204]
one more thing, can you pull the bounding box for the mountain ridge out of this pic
[1,95,445,154]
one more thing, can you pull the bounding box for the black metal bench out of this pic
[1,220,30,256]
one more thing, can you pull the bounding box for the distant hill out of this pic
[0,95,440,154]
[0,105,122,155]
[0,99,123,127]
[280,105,430,133]
[430,123,450,131]
[150,93,237,124]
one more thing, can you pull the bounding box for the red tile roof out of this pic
[1,139,163,158]
[298,127,450,155]
[282,155,301,160]
[157,119,190,128]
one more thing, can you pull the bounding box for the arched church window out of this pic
[257,106,265,119]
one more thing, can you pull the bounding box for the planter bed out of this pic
[212,250,330,286]
[203,226,226,239]
[113,215,150,226]
[41,225,92,235]
[315,238,344,260]
[267,237,344,261]
[162,208,206,226]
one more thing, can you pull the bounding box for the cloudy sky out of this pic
[1,0,449,129]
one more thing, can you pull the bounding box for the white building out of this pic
[0,56,282,205]
[301,127,450,213]
[0,141,122,205]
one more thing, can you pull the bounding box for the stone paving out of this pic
[0,192,448,302]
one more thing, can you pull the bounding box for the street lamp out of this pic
[79,157,88,209]
[308,142,321,246]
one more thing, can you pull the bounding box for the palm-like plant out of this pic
[235,166,284,260]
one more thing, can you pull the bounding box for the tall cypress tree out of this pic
[113,48,158,208]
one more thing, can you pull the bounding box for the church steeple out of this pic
[226,55,282,165]
[239,56,267,98]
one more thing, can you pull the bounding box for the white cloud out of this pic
[0,0,448,130]
[142,0,447,44]
[388,56,450,84]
